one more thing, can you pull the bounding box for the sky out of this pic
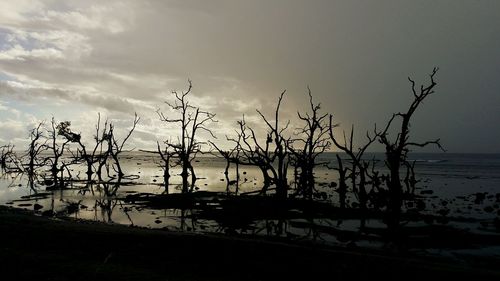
[0,0,499,153]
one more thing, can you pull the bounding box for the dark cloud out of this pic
[1,0,499,152]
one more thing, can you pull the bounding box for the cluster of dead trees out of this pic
[0,114,139,192]
[0,68,443,228]
[208,68,444,226]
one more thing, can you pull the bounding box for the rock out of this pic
[494,217,500,229]
[44,179,54,186]
[474,192,487,204]
[420,190,434,195]
[416,200,426,211]
[33,203,43,211]
[41,210,55,217]
[423,217,434,224]
[436,216,449,224]
[484,206,494,213]
[437,209,449,216]
[154,220,162,224]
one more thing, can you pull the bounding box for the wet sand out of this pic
[1,206,499,280]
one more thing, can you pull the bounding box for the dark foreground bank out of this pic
[0,206,498,281]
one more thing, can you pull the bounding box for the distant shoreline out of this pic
[8,149,500,155]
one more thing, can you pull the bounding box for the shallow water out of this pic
[1,152,500,255]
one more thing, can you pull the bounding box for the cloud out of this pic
[78,92,136,113]
[0,1,499,152]
[0,44,63,61]
[0,118,26,138]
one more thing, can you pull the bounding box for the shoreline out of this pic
[1,205,499,280]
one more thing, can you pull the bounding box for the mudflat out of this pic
[0,206,499,280]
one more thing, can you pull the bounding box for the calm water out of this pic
[1,152,500,253]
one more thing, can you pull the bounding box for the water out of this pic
[1,152,500,255]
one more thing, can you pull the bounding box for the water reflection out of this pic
[1,153,500,254]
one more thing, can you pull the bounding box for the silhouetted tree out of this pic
[108,113,139,178]
[89,114,139,181]
[25,122,46,190]
[289,88,330,200]
[377,67,444,229]
[334,154,349,208]
[156,140,174,193]
[329,122,378,210]
[94,119,113,181]
[157,80,216,193]
[58,114,107,182]
[228,92,291,198]
[45,117,72,188]
[56,113,138,183]
[403,160,419,195]
[209,133,244,195]
[0,143,20,172]
[228,117,274,192]
[256,91,291,198]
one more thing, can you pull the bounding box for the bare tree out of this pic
[108,113,140,178]
[209,133,244,195]
[333,154,349,208]
[157,80,216,193]
[226,92,290,198]
[0,143,21,172]
[233,117,274,192]
[156,140,174,193]
[289,88,330,200]
[329,122,378,210]
[58,114,109,182]
[255,91,291,198]
[43,118,79,189]
[377,67,444,228]
[57,113,138,182]
[25,122,46,190]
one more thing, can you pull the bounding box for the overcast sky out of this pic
[0,0,499,153]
